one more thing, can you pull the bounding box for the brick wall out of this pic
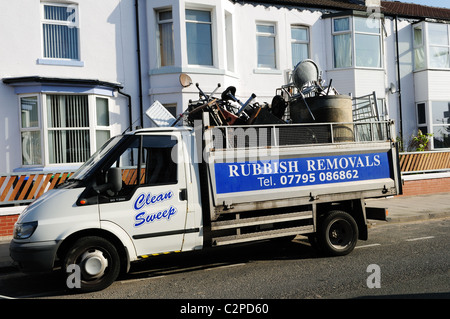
[401,176,450,196]
[0,214,19,237]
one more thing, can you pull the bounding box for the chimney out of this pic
[365,0,380,7]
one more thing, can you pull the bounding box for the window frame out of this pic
[427,23,450,70]
[18,93,112,167]
[40,2,81,62]
[430,101,450,149]
[331,15,383,69]
[354,16,382,68]
[290,25,310,68]
[19,95,44,167]
[332,16,352,69]
[157,9,175,67]
[413,22,450,71]
[45,94,91,164]
[256,22,278,69]
[185,8,214,66]
[413,23,426,70]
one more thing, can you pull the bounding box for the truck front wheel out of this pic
[317,210,358,256]
[63,236,121,293]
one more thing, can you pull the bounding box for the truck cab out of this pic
[10,127,203,292]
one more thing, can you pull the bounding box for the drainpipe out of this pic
[135,0,144,128]
[394,16,404,143]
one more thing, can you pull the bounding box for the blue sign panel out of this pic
[214,152,391,194]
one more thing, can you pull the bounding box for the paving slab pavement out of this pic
[1,192,449,272]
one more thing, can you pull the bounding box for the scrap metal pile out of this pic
[179,59,339,127]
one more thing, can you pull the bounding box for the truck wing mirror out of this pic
[107,167,123,193]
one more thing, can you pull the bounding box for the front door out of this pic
[98,133,188,256]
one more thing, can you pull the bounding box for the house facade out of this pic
[1,0,450,174]
[0,0,146,174]
[146,0,450,151]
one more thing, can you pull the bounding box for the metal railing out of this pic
[208,121,394,150]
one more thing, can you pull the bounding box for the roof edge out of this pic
[2,76,123,89]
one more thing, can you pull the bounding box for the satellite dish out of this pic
[179,73,192,87]
[292,59,319,90]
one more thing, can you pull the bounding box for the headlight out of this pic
[13,221,38,239]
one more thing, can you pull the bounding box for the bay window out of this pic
[19,94,111,166]
[332,15,382,69]
[414,22,450,70]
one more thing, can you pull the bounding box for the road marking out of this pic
[0,295,15,299]
[204,263,246,271]
[120,275,167,284]
[406,236,435,242]
[355,243,381,249]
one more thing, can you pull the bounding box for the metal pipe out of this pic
[135,0,144,128]
[394,16,403,142]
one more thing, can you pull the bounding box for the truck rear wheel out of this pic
[317,210,358,256]
[63,236,121,293]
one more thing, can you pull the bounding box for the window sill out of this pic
[253,68,282,75]
[37,58,84,67]
[413,68,450,73]
[149,66,239,78]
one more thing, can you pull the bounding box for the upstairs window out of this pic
[157,10,174,67]
[291,25,309,67]
[428,23,450,69]
[413,24,425,69]
[185,9,213,66]
[332,16,382,69]
[354,16,381,68]
[256,23,277,69]
[413,22,450,70]
[42,3,80,60]
[333,17,352,68]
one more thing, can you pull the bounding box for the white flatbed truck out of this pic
[10,115,401,292]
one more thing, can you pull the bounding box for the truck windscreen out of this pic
[69,135,125,181]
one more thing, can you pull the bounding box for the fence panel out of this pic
[399,151,450,174]
[0,170,75,206]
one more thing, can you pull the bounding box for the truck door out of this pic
[98,133,188,257]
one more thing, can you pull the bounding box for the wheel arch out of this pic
[56,228,132,274]
[317,199,368,241]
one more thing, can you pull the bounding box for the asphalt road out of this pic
[0,218,449,302]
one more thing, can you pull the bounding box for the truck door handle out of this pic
[179,188,187,201]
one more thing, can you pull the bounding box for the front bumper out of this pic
[9,240,60,273]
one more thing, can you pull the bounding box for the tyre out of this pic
[317,210,358,256]
[63,236,121,293]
